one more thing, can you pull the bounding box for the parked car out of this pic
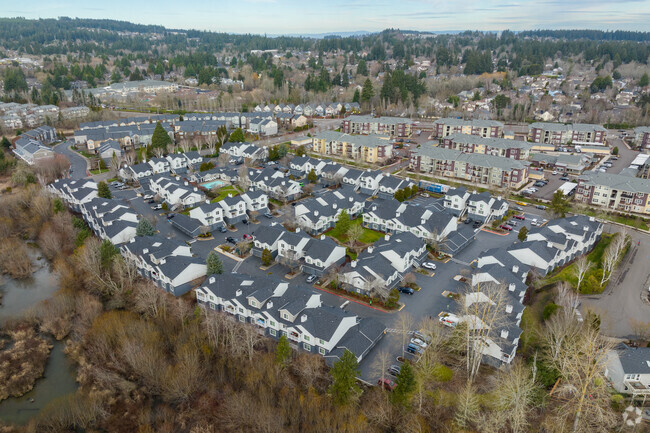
[388,365,401,377]
[464,218,472,224]
[500,224,513,231]
[513,214,525,220]
[513,205,524,211]
[410,338,428,349]
[226,236,237,244]
[218,226,227,233]
[515,201,528,206]
[264,212,273,219]
[377,378,397,391]
[552,170,558,175]
[143,194,153,200]
[531,218,539,226]
[422,262,437,270]
[473,221,482,228]
[242,234,253,240]
[306,275,317,283]
[148,199,156,204]
[242,219,249,225]
[536,205,547,210]
[152,204,162,210]
[407,343,423,355]
[560,176,570,181]
[509,220,518,226]
[439,314,459,327]
[399,286,414,295]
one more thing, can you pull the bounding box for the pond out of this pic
[0,258,79,426]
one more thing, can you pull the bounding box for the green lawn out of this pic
[325,218,384,245]
[210,186,241,203]
[89,168,110,175]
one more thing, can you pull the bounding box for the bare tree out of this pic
[454,381,480,429]
[241,323,264,362]
[217,153,230,167]
[544,323,617,433]
[123,150,136,166]
[346,223,363,254]
[556,281,580,321]
[280,204,296,231]
[600,232,628,287]
[153,147,164,158]
[396,311,414,358]
[492,360,539,433]
[573,256,592,292]
[237,165,251,191]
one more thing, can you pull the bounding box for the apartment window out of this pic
[304,335,310,342]
[270,329,277,336]
[319,339,325,345]
[303,343,311,351]
[239,316,245,322]
[282,313,289,320]
[319,347,326,355]
[238,307,244,313]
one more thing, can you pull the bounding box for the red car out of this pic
[242,234,253,240]
[500,224,513,231]
[513,214,525,220]
[377,378,397,391]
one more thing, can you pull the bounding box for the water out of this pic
[0,340,78,425]
[201,179,227,189]
[0,260,79,426]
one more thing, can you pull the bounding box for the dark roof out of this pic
[618,345,650,375]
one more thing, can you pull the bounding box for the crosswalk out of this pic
[449,257,471,266]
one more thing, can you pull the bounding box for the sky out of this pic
[3,0,650,35]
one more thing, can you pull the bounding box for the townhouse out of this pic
[439,133,532,160]
[121,234,206,296]
[294,186,364,235]
[47,178,98,211]
[605,344,650,398]
[432,118,504,139]
[195,274,385,362]
[79,197,139,245]
[189,201,225,230]
[363,198,458,244]
[410,146,530,189]
[442,187,471,217]
[575,172,650,215]
[98,140,122,165]
[148,175,205,209]
[341,115,413,137]
[465,191,509,223]
[174,120,227,141]
[220,141,268,162]
[528,122,606,145]
[311,131,394,163]
[248,117,278,136]
[633,126,650,152]
[289,156,329,178]
[358,169,385,195]
[251,224,286,259]
[165,152,203,174]
[320,162,349,187]
[340,232,427,294]
[248,168,302,201]
[218,194,248,225]
[377,175,415,199]
[13,136,55,165]
[74,122,175,152]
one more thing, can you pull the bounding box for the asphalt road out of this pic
[53,140,89,179]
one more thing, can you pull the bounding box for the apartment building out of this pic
[410,147,529,189]
[432,118,504,139]
[528,122,606,145]
[341,115,412,137]
[575,172,650,215]
[312,131,394,163]
[634,126,650,152]
[439,133,532,160]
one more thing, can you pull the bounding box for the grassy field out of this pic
[210,185,241,203]
[325,218,384,245]
[89,168,110,175]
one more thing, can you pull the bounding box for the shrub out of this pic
[432,364,453,382]
[542,302,561,321]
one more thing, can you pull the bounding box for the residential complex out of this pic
[410,146,530,189]
[341,115,412,137]
[528,122,607,145]
[432,118,504,139]
[311,131,394,163]
[575,172,650,215]
[438,133,533,160]
[634,126,650,152]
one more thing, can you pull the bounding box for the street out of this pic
[53,140,89,179]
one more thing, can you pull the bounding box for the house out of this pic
[189,201,225,230]
[220,141,268,162]
[166,153,189,173]
[195,273,385,361]
[341,115,413,137]
[432,118,504,139]
[47,178,98,211]
[358,169,385,196]
[289,156,329,178]
[149,175,205,209]
[121,234,193,282]
[154,255,207,296]
[240,190,269,214]
[183,151,203,168]
[98,140,122,165]
[633,126,650,153]
[443,187,471,217]
[377,175,414,199]
[302,236,347,277]
[218,194,248,224]
[605,344,650,397]
[148,157,170,174]
[121,162,153,181]
[12,136,55,165]
[248,117,278,136]
[251,224,286,258]
[294,186,364,235]
[466,192,509,223]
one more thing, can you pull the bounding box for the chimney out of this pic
[500,329,509,339]
[228,193,232,198]
[497,195,502,200]
[209,276,216,284]
[367,246,374,253]
[509,283,516,292]
[384,234,390,241]
[235,289,242,297]
[505,304,513,314]
[184,181,189,186]
[266,300,273,309]
[547,241,553,248]
[205,199,210,204]
[512,265,519,274]
[193,187,198,192]
[351,260,357,268]
[314,211,319,216]
[320,234,325,240]
[296,228,300,233]
[333,204,337,209]
[301,314,308,323]
[372,205,377,211]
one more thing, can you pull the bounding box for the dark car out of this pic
[148,199,156,204]
[166,213,175,219]
[399,287,414,295]
[226,236,237,244]
[464,218,472,224]
[473,221,482,228]
[560,176,570,181]
[407,343,423,355]
[242,219,249,225]
[264,212,273,219]
[218,226,227,233]
[536,205,547,210]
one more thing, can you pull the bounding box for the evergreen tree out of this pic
[335,209,351,233]
[1,136,11,149]
[361,78,374,103]
[206,251,224,275]
[275,335,292,367]
[550,190,570,217]
[356,59,368,76]
[151,122,172,149]
[518,226,528,242]
[394,189,405,202]
[307,169,318,184]
[136,218,156,237]
[352,88,360,103]
[329,349,360,405]
[261,248,273,266]
[391,362,416,407]
[100,239,119,270]
[639,72,649,87]
[229,128,245,143]
[97,181,112,199]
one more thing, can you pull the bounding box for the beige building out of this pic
[312,131,393,164]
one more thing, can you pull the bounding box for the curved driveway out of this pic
[54,140,89,179]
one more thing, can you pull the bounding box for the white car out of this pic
[552,170,558,175]
[410,337,428,349]
[152,204,162,210]
[422,262,437,270]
